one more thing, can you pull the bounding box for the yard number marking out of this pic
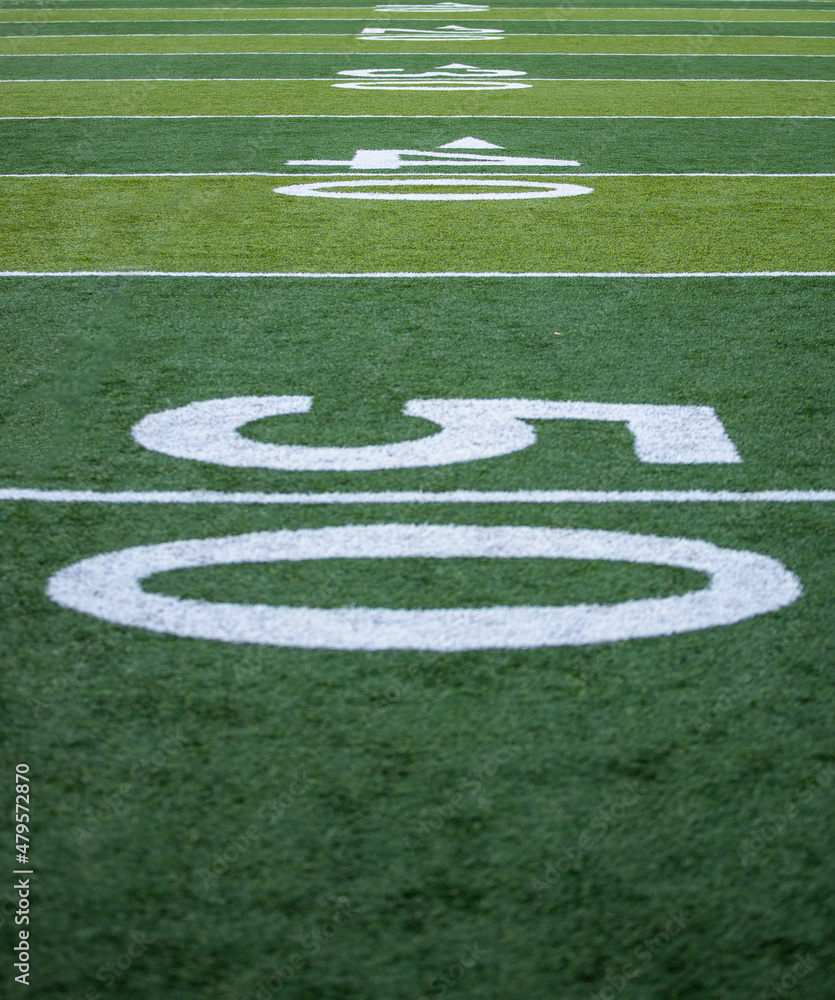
[360,24,504,41]
[46,525,801,651]
[285,137,579,170]
[376,4,490,11]
[273,178,593,200]
[131,395,743,471]
[333,64,530,91]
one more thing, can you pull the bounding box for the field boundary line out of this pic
[3,32,834,37]
[3,488,835,505]
[5,76,835,81]
[2,51,832,58]
[7,18,835,24]
[3,271,834,278]
[4,113,833,119]
[4,171,834,178]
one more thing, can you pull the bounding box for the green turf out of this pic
[2,4,834,999]
[1,7,834,22]
[4,20,835,38]
[1,277,834,999]
[3,0,834,7]
[4,118,832,174]
[2,175,833,272]
[3,77,833,115]
[3,52,835,81]
[4,32,835,55]
[1,278,832,494]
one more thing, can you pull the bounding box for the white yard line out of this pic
[3,171,834,177]
[2,31,834,37]
[2,51,833,57]
[2,270,833,277]
[2,488,834,505]
[3,113,833,119]
[5,17,835,22]
[3,76,834,81]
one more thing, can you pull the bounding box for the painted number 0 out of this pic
[47,525,801,650]
[47,398,801,648]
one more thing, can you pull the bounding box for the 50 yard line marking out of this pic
[2,489,835,505]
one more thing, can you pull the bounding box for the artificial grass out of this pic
[3,32,834,56]
[4,20,834,37]
[3,118,832,174]
[2,5,834,999]
[1,175,833,272]
[1,7,834,22]
[1,277,834,999]
[0,277,832,493]
[2,77,833,115]
[3,52,835,81]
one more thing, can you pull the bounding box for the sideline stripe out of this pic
[4,114,833,119]
[2,488,834,505]
[6,19,835,24]
[2,33,833,38]
[3,172,834,178]
[5,76,834,82]
[3,51,834,57]
[2,271,834,278]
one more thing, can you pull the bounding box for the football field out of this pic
[1,1,834,998]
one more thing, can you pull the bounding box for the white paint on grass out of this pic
[360,24,504,40]
[3,76,834,85]
[438,135,504,148]
[286,140,579,169]
[3,271,834,278]
[3,172,834,178]
[5,488,835,505]
[2,53,833,59]
[273,177,593,199]
[131,396,741,470]
[333,64,530,90]
[45,524,802,649]
[376,4,490,11]
[4,115,833,121]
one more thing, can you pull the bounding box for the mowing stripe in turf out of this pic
[2,51,834,56]
[2,9,833,21]
[3,35,833,54]
[2,79,832,117]
[3,178,831,271]
[4,26,835,38]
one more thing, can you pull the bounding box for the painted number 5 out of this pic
[132,396,741,471]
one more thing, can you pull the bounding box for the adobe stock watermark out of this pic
[65,929,156,1000]
[590,909,687,1000]
[737,761,835,867]
[529,782,642,894]
[197,768,314,890]
[757,952,817,1000]
[403,742,521,854]
[236,896,354,1000]
[71,731,187,847]
[417,942,483,1000]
